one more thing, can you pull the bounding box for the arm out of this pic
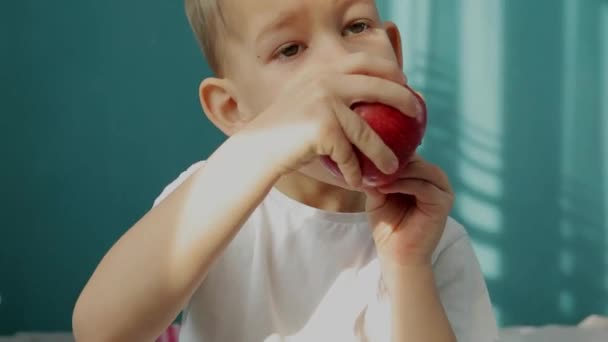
[72,133,281,342]
[383,228,498,342]
[73,54,419,342]
[431,231,499,342]
[363,156,459,342]
[388,265,456,342]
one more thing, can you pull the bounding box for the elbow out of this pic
[72,293,153,342]
[72,295,117,342]
[72,296,101,342]
[72,302,90,342]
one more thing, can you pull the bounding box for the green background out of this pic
[1,0,606,334]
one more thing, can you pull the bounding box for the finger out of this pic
[409,85,427,117]
[377,179,453,210]
[395,159,453,194]
[409,153,424,162]
[333,52,407,86]
[329,74,422,118]
[333,100,399,175]
[321,122,363,188]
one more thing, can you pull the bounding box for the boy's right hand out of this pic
[238,53,422,189]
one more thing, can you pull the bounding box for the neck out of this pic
[274,171,366,213]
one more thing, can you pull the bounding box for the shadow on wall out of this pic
[499,0,606,326]
[380,0,607,327]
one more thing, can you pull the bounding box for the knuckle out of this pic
[425,164,453,193]
[317,117,341,140]
[340,149,357,166]
[421,180,435,193]
[429,164,444,178]
[428,163,442,175]
[429,164,448,184]
[436,166,450,184]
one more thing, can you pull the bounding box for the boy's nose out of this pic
[316,35,354,63]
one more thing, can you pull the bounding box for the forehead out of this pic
[222,0,376,38]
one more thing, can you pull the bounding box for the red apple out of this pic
[321,85,427,187]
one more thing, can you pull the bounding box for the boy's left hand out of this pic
[364,155,454,272]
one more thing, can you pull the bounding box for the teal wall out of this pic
[1,0,606,334]
[379,0,608,327]
[0,0,221,334]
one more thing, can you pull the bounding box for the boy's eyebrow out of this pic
[255,10,301,45]
[254,0,371,46]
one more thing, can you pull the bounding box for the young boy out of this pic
[73,0,498,341]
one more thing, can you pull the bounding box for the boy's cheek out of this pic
[229,63,280,114]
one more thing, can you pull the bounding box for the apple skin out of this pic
[321,85,427,187]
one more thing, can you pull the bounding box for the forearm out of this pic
[73,133,281,342]
[387,265,456,342]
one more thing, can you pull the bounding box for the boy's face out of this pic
[216,0,404,189]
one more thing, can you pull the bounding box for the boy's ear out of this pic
[198,77,246,136]
[383,21,403,70]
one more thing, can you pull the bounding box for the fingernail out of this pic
[407,91,423,118]
[329,168,342,179]
[415,99,423,118]
[389,159,399,174]
[363,176,380,188]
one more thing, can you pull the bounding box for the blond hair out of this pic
[185,0,227,75]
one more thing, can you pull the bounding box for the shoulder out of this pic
[152,160,206,207]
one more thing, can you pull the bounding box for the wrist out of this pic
[383,263,456,341]
[379,254,433,278]
[224,131,285,181]
[380,261,435,298]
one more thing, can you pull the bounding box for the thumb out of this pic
[364,187,387,212]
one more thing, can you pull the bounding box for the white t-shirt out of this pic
[153,161,499,342]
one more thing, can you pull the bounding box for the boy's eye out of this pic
[276,43,303,59]
[343,21,371,36]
